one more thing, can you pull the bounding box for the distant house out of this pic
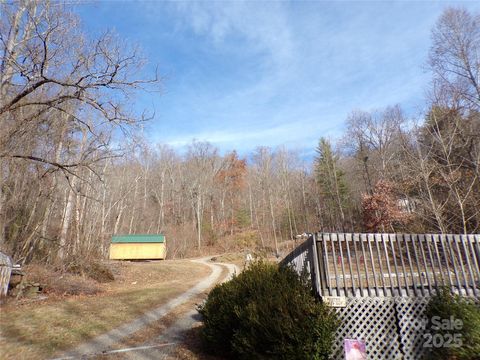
[109,234,166,260]
[397,197,415,213]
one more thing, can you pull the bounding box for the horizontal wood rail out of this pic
[282,233,480,298]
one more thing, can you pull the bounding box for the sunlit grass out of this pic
[0,260,209,360]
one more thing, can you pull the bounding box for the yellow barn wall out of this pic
[109,243,166,260]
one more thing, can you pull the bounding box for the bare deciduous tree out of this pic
[429,7,480,109]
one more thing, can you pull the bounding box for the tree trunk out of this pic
[0,3,25,99]
[59,178,76,260]
[268,191,278,255]
[128,177,139,234]
[196,194,202,250]
[0,160,6,249]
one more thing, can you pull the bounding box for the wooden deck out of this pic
[281,233,480,297]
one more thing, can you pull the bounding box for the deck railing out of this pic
[279,236,321,294]
[282,233,480,298]
[281,233,480,359]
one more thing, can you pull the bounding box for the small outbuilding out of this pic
[109,234,166,260]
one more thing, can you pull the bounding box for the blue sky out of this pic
[75,1,480,157]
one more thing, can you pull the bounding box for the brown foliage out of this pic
[23,263,101,296]
[65,258,115,283]
[215,151,247,191]
[362,180,411,232]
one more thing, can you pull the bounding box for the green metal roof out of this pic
[111,234,165,243]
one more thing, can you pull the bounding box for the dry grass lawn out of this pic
[211,253,245,269]
[87,263,232,360]
[0,259,210,360]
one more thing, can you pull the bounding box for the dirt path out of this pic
[56,258,239,360]
[117,261,240,360]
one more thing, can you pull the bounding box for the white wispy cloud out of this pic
[171,1,295,69]
[131,1,480,154]
[160,116,341,153]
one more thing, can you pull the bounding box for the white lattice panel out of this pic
[330,297,403,360]
[330,296,479,359]
[281,234,480,359]
[395,297,430,360]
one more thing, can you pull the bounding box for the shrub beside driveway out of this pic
[199,261,339,359]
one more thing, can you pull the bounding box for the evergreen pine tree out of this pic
[315,138,349,230]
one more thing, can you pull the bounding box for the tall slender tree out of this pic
[315,138,349,231]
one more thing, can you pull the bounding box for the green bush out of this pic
[424,288,480,360]
[198,261,339,359]
[235,208,251,228]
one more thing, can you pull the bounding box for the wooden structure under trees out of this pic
[0,252,13,297]
[281,233,480,360]
[109,234,166,260]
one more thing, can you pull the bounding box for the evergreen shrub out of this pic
[198,261,339,359]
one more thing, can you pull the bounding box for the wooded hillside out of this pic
[1,3,478,264]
